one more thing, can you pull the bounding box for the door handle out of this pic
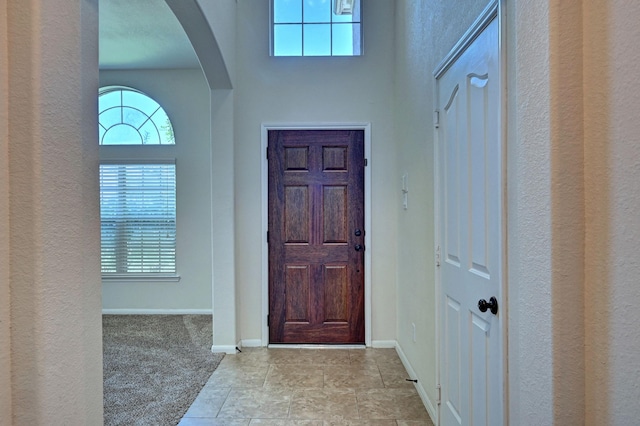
[354,244,363,252]
[478,297,498,315]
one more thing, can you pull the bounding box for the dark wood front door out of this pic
[268,129,365,344]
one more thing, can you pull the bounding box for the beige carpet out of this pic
[103,315,224,426]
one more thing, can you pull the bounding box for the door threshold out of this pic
[268,344,366,350]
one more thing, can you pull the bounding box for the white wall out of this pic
[211,89,238,351]
[234,0,397,343]
[196,0,236,87]
[0,1,11,423]
[584,0,640,423]
[5,0,103,423]
[392,0,491,414]
[100,69,214,312]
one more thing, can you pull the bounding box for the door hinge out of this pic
[267,231,269,243]
[435,245,441,267]
[364,158,368,167]
[266,146,269,159]
[436,384,442,405]
[267,314,270,327]
[434,110,440,129]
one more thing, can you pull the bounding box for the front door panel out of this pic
[268,130,365,344]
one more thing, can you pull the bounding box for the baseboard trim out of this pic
[211,345,237,354]
[239,339,263,348]
[395,343,438,424]
[371,340,397,348]
[102,309,212,315]
[268,344,366,350]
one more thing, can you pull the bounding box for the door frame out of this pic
[433,0,508,423]
[260,123,372,347]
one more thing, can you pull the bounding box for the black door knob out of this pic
[478,297,499,315]
[355,244,363,251]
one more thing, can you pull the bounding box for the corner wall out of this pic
[211,89,238,351]
[0,0,12,423]
[7,0,103,423]
[507,0,587,422]
[506,0,555,422]
[584,0,640,423]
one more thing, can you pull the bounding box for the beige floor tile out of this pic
[323,421,397,425]
[395,420,435,426]
[265,349,316,364]
[250,420,323,425]
[348,349,400,368]
[238,347,270,356]
[370,351,405,368]
[182,386,231,418]
[376,361,408,375]
[221,350,271,367]
[323,365,384,389]
[217,388,293,419]
[207,364,270,388]
[265,364,325,388]
[308,349,351,365]
[178,419,250,426]
[289,388,359,420]
[181,348,433,426]
[379,373,416,389]
[377,365,415,389]
[365,348,398,360]
[347,350,378,366]
[356,389,430,421]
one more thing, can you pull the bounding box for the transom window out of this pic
[271,0,362,57]
[99,86,175,145]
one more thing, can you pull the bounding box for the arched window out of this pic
[98,86,177,278]
[99,86,175,145]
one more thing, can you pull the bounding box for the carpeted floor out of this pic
[103,315,224,426]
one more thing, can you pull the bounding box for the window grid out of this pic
[98,87,175,145]
[272,0,362,57]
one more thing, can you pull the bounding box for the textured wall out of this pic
[506,0,555,423]
[548,0,586,423]
[234,0,398,343]
[100,69,214,313]
[0,1,11,423]
[508,0,588,423]
[393,0,489,416]
[7,0,103,423]
[584,0,640,424]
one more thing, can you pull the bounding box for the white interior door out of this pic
[436,15,504,426]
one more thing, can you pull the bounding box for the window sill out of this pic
[102,274,181,283]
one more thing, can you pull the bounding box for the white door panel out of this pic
[437,16,503,426]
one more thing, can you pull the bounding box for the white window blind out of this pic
[99,162,176,275]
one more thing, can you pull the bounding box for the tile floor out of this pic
[178,347,434,426]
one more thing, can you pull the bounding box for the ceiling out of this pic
[99,0,200,70]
